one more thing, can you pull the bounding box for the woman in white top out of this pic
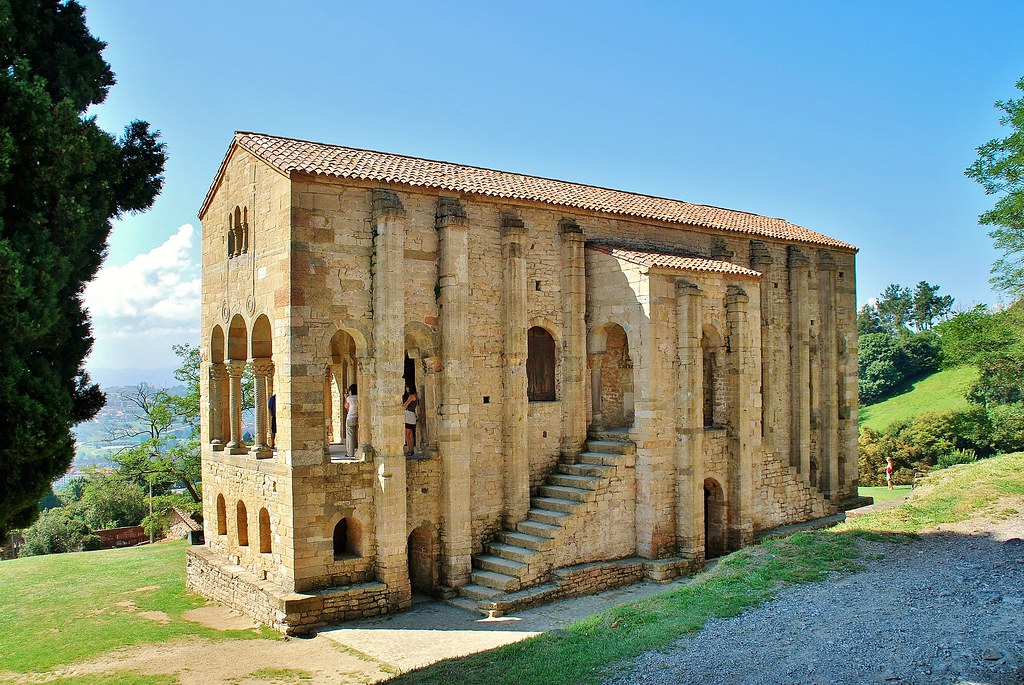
[344,384,358,458]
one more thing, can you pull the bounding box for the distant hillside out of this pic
[859,365,978,433]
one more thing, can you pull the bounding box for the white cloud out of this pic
[85,224,201,369]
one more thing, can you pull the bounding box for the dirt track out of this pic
[606,509,1024,685]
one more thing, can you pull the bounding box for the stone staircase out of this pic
[449,437,633,615]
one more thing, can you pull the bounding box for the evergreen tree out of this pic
[966,76,1024,296]
[0,0,166,535]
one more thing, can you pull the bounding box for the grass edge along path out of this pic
[391,451,1024,685]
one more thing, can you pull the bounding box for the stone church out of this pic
[186,132,861,633]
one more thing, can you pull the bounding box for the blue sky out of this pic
[78,0,1024,380]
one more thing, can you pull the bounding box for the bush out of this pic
[80,534,102,551]
[22,509,91,556]
[986,402,1024,453]
[76,476,148,530]
[937,448,978,469]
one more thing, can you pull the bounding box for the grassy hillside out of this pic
[859,365,977,432]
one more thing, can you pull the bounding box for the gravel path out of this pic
[606,514,1024,685]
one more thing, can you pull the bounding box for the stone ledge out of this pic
[187,546,391,635]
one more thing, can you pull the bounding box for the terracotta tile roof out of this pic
[201,132,856,251]
[590,245,762,279]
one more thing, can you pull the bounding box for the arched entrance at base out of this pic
[407,527,434,595]
[704,479,727,559]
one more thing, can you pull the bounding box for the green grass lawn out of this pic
[858,485,912,503]
[859,365,977,432]
[0,541,274,677]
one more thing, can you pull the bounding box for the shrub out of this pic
[22,509,91,556]
[80,534,102,551]
[937,449,978,469]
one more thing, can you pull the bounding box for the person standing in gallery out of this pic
[344,384,358,458]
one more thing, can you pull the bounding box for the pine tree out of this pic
[0,0,166,534]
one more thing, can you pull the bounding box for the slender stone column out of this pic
[559,218,587,457]
[788,247,811,479]
[209,362,227,451]
[250,359,273,458]
[356,353,372,458]
[370,189,411,608]
[589,361,604,432]
[501,213,530,527]
[675,280,704,565]
[726,286,755,549]
[818,250,840,500]
[436,197,472,588]
[749,241,774,456]
[225,360,247,454]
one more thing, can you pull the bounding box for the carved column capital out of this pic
[676,279,701,297]
[500,212,526,237]
[226,359,247,377]
[371,188,406,219]
[250,358,274,378]
[210,362,228,381]
[558,217,583,238]
[787,245,811,269]
[435,196,468,230]
[749,240,773,269]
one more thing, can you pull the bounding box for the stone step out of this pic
[458,583,504,601]
[578,452,625,466]
[539,485,591,502]
[498,530,551,551]
[518,518,562,538]
[584,439,630,454]
[487,542,536,564]
[531,496,580,514]
[472,569,520,592]
[526,507,570,526]
[558,462,614,478]
[446,596,486,614]
[474,554,527,577]
[549,473,603,490]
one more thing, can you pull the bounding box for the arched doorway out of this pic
[704,479,727,559]
[326,330,358,459]
[593,323,634,429]
[407,527,434,595]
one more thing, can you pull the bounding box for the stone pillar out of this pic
[251,358,274,458]
[501,213,530,527]
[356,353,372,458]
[726,286,755,549]
[675,280,704,565]
[370,188,411,608]
[589,362,604,432]
[225,359,247,454]
[788,246,811,480]
[559,218,587,458]
[209,362,227,451]
[749,241,774,457]
[436,196,472,588]
[818,250,840,501]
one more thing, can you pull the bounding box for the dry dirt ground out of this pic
[607,506,1024,685]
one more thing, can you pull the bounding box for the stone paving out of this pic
[318,576,692,673]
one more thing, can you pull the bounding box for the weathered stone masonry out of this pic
[188,132,861,632]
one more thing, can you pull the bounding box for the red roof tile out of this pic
[201,132,856,251]
[590,245,762,278]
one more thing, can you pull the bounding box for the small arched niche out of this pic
[333,516,362,560]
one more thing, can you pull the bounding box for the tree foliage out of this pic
[111,383,200,503]
[0,0,166,535]
[937,304,1024,406]
[21,507,91,556]
[966,76,1024,296]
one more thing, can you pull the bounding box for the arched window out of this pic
[236,501,249,546]
[333,517,362,559]
[259,508,271,554]
[527,326,556,401]
[216,494,227,535]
